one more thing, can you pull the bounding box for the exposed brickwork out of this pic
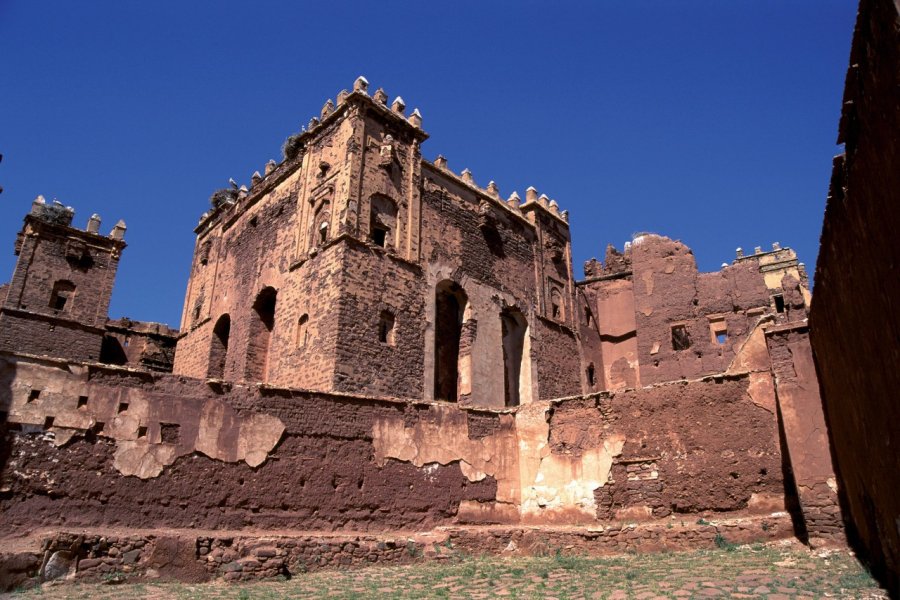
[102,318,177,372]
[173,86,577,406]
[0,201,125,362]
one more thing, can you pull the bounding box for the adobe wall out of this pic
[765,325,843,547]
[102,319,178,373]
[1,353,508,534]
[808,0,900,593]
[329,239,426,398]
[579,235,809,394]
[0,311,105,362]
[518,377,787,526]
[3,216,122,330]
[2,350,807,539]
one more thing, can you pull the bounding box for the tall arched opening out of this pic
[434,280,468,402]
[246,287,277,382]
[208,314,231,379]
[501,307,529,407]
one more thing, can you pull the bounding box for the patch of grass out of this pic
[8,545,888,600]
[714,532,738,552]
[838,568,878,589]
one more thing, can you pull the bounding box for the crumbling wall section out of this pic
[765,326,843,547]
[1,354,506,534]
[518,377,786,525]
[630,236,774,386]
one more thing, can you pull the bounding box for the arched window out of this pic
[370,195,399,249]
[208,314,231,378]
[246,287,277,382]
[311,200,331,249]
[434,280,469,402]
[50,280,76,313]
[296,313,309,348]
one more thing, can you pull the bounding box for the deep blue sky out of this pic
[0,1,856,328]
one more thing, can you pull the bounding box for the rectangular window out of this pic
[708,317,727,345]
[372,227,388,248]
[77,396,88,409]
[671,324,691,351]
[773,294,785,313]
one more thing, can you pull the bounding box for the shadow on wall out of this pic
[0,358,13,494]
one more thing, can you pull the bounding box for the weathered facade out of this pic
[0,76,849,589]
[808,0,900,595]
[173,78,578,407]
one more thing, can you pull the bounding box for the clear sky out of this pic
[0,1,856,329]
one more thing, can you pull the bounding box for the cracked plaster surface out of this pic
[1,357,284,479]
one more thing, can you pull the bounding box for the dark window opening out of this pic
[671,324,692,351]
[208,314,231,378]
[50,280,76,313]
[249,216,258,227]
[27,389,40,403]
[501,308,528,407]
[370,195,398,250]
[160,422,180,444]
[77,396,88,409]
[43,416,55,429]
[319,222,328,244]
[246,288,277,382]
[137,426,148,438]
[587,363,596,387]
[774,294,785,313]
[551,302,560,319]
[100,336,128,366]
[434,281,468,402]
[296,314,309,348]
[199,241,211,266]
[117,402,129,414]
[372,227,388,247]
[378,311,395,345]
[93,422,105,434]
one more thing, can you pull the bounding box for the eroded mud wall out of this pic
[809,0,900,592]
[0,355,512,534]
[765,325,843,547]
[517,377,788,525]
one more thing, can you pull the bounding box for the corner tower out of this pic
[0,197,126,361]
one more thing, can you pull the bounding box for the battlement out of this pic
[27,195,127,241]
[195,76,569,236]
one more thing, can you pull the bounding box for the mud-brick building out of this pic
[0,74,858,590]
[0,197,177,371]
[173,77,580,406]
